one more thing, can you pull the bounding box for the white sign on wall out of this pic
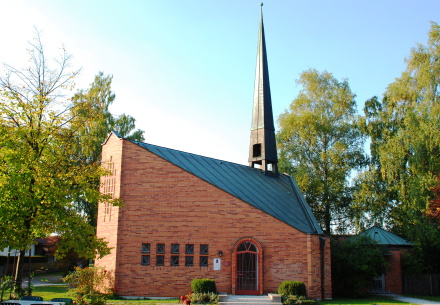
[214,258,221,270]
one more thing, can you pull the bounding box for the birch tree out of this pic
[277,69,366,234]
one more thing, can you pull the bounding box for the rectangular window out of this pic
[185,244,194,254]
[141,255,150,266]
[157,243,165,254]
[253,143,262,157]
[200,244,209,255]
[156,255,165,266]
[142,243,150,253]
[200,256,209,266]
[185,256,194,266]
[171,256,179,266]
[171,244,180,254]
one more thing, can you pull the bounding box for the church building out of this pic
[95,8,332,299]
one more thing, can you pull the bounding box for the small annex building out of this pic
[95,7,331,299]
[359,226,412,294]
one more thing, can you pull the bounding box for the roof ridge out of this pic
[129,139,251,168]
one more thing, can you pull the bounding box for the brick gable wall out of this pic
[95,134,332,299]
[96,134,124,274]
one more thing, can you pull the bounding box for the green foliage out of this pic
[89,294,107,305]
[277,69,366,234]
[282,295,317,305]
[10,284,27,300]
[63,267,114,298]
[63,71,144,268]
[189,292,218,304]
[70,72,145,168]
[331,235,387,297]
[278,281,307,297]
[0,30,144,284]
[0,276,14,301]
[69,72,144,230]
[191,279,217,293]
[354,22,440,272]
[0,30,119,287]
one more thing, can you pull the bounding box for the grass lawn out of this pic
[30,285,179,304]
[0,286,178,304]
[7,286,438,305]
[316,296,414,305]
[32,285,70,300]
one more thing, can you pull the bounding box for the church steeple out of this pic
[248,3,278,175]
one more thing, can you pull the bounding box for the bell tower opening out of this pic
[252,144,262,158]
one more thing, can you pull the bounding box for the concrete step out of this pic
[219,294,282,305]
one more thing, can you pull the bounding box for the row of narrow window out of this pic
[141,243,209,267]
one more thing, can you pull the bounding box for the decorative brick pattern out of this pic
[95,133,332,299]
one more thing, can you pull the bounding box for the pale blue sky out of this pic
[1,1,439,164]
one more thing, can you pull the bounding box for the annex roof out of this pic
[127,136,323,235]
[358,226,413,246]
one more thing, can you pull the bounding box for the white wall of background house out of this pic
[0,246,35,257]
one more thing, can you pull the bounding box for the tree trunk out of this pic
[14,250,25,288]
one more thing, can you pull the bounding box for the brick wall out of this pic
[96,134,124,274]
[95,134,331,299]
[385,248,403,294]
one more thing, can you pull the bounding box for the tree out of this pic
[0,30,117,290]
[428,176,440,223]
[331,235,387,297]
[352,96,400,231]
[69,72,144,227]
[277,69,366,234]
[355,22,440,272]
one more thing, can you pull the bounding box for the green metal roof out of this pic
[127,136,323,235]
[358,226,413,246]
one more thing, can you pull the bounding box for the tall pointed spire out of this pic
[248,3,278,175]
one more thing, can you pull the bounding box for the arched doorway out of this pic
[234,240,262,295]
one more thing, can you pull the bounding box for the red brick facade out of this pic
[384,249,403,294]
[384,247,410,294]
[95,133,332,299]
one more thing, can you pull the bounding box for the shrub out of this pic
[90,294,107,305]
[10,284,26,300]
[282,295,317,305]
[331,235,387,297]
[191,279,217,293]
[278,281,307,297]
[0,276,14,301]
[189,292,218,304]
[63,266,114,305]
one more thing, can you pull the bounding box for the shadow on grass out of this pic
[321,296,414,305]
[402,295,440,302]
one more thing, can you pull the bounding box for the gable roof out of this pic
[358,226,413,246]
[127,136,323,234]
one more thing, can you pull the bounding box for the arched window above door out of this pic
[237,241,258,252]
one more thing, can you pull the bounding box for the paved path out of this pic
[383,294,440,305]
[23,273,64,286]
